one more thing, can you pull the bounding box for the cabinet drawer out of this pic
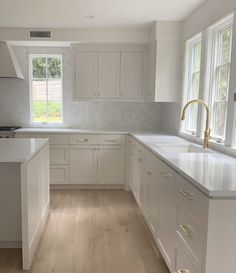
[16,133,68,145]
[177,176,209,222]
[98,134,125,145]
[50,145,69,164]
[69,134,97,145]
[175,244,198,273]
[50,165,68,184]
[48,134,68,145]
[177,206,205,266]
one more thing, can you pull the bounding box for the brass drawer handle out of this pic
[161,171,172,177]
[76,138,88,142]
[177,270,190,273]
[180,224,194,238]
[179,190,194,200]
[137,158,142,162]
[147,171,152,176]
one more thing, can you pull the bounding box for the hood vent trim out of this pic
[0,42,24,79]
[30,31,51,38]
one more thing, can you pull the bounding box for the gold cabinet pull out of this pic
[137,158,142,162]
[180,224,194,238]
[179,190,194,200]
[105,139,117,142]
[147,171,152,176]
[177,270,190,273]
[76,138,88,142]
[161,171,172,177]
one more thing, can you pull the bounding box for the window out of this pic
[209,16,233,141]
[29,54,63,124]
[183,34,202,135]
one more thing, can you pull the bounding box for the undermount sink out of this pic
[156,143,212,154]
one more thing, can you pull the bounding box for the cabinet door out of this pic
[120,52,143,99]
[49,145,68,164]
[75,51,97,98]
[50,165,68,184]
[98,52,120,98]
[157,162,177,271]
[97,146,125,184]
[69,146,97,184]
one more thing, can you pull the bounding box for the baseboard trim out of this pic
[50,184,125,190]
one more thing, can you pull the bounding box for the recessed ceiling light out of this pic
[86,15,95,19]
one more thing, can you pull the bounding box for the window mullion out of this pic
[46,57,49,123]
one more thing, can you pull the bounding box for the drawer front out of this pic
[50,145,69,164]
[177,175,209,222]
[69,134,97,145]
[177,206,205,265]
[16,133,68,145]
[98,134,125,145]
[175,244,198,273]
[50,165,68,184]
[48,134,68,145]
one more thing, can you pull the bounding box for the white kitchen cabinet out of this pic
[98,52,120,98]
[69,145,97,184]
[120,52,143,99]
[97,146,125,184]
[49,145,68,164]
[75,51,98,98]
[50,165,69,185]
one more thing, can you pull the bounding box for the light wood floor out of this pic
[0,190,169,273]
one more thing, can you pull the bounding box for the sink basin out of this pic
[156,143,212,154]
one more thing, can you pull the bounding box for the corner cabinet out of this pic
[16,132,126,189]
[72,44,145,101]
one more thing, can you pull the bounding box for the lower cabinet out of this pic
[69,145,97,184]
[50,165,69,184]
[97,146,125,184]
[69,145,125,185]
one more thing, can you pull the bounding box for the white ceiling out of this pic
[0,0,206,29]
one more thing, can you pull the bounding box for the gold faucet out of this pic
[181,99,211,149]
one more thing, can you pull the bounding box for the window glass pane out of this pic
[47,80,62,123]
[193,42,201,72]
[212,102,227,138]
[32,80,47,123]
[184,36,202,134]
[32,57,46,78]
[47,57,61,79]
[215,64,230,100]
[219,27,232,64]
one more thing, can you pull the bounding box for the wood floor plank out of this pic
[0,190,170,273]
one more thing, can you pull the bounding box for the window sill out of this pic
[179,131,236,158]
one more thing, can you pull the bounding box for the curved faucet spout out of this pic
[181,99,211,149]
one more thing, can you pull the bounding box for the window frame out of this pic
[207,15,233,142]
[180,13,236,155]
[182,33,202,135]
[29,53,63,126]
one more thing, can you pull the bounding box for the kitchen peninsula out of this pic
[0,138,49,270]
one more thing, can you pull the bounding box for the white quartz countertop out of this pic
[13,128,236,198]
[0,139,48,163]
[131,133,236,198]
[16,128,129,135]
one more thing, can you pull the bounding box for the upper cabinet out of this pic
[120,52,143,99]
[73,44,145,101]
[98,52,120,98]
[145,22,182,102]
[73,28,181,102]
[75,51,98,98]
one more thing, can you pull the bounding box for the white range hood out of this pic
[0,41,24,79]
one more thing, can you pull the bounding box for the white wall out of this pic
[0,46,161,131]
[182,0,236,40]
